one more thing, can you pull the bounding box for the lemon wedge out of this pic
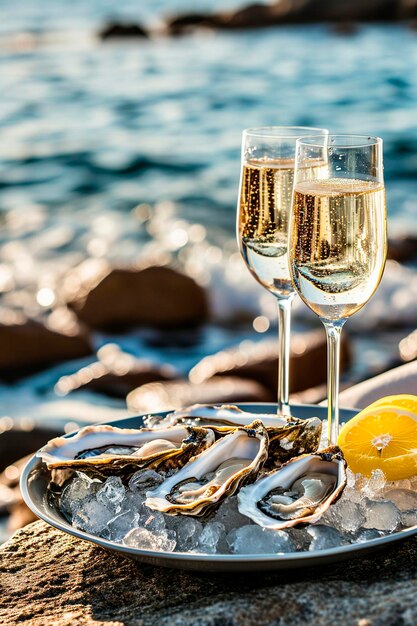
[366,394,417,415]
[337,404,417,480]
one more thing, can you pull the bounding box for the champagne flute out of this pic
[237,126,328,416]
[289,135,387,443]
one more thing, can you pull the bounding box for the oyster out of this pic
[237,446,347,530]
[159,403,322,465]
[266,416,322,466]
[145,421,268,516]
[38,424,214,476]
[163,404,292,429]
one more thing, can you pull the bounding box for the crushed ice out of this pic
[58,420,417,555]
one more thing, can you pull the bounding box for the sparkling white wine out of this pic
[238,158,327,297]
[290,177,387,321]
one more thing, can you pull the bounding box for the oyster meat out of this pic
[145,420,268,516]
[38,424,214,476]
[160,403,322,465]
[237,446,347,530]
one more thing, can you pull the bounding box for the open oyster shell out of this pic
[162,404,292,429]
[145,420,268,516]
[37,424,215,476]
[237,446,347,530]
[266,416,322,466]
[159,403,322,465]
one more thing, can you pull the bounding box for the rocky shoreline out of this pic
[0,230,414,539]
[98,1,417,40]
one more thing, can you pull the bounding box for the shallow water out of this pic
[0,5,417,424]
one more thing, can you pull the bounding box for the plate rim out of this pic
[20,402,417,568]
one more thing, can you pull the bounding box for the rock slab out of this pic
[1,521,417,626]
[67,265,208,330]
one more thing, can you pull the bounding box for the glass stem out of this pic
[323,320,345,446]
[277,296,293,416]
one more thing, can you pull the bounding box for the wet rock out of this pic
[166,13,223,35]
[65,263,208,331]
[388,235,417,263]
[320,0,398,22]
[0,314,92,380]
[127,376,272,413]
[0,427,61,474]
[290,380,352,406]
[330,22,360,34]
[401,0,417,18]
[189,330,351,396]
[56,344,178,399]
[0,455,39,536]
[223,3,297,29]
[165,4,290,34]
[99,21,149,40]
[399,328,417,362]
[165,0,401,35]
[7,500,37,534]
[1,521,417,625]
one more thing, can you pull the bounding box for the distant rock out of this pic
[0,454,38,534]
[127,376,272,413]
[165,0,402,35]
[189,330,351,396]
[0,312,92,380]
[222,3,295,29]
[0,425,63,536]
[165,3,287,34]
[0,425,60,473]
[99,21,149,40]
[166,13,223,35]
[56,344,178,399]
[388,235,417,263]
[98,1,411,42]
[399,328,417,362]
[65,263,209,331]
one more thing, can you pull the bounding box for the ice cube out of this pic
[175,517,203,551]
[322,498,365,533]
[198,521,225,554]
[343,473,368,504]
[410,475,417,491]
[144,510,166,533]
[307,525,345,551]
[128,469,164,493]
[363,469,386,498]
[106,509,139,542]
[228,525,294,555]
[96,476,125,513]
[355,528,384,543]
[362,498,400,532]
[287,528,311,552]
[122,490,150,518]
[72,495,115,535]
[123,527,176,552]
[346,469,357,490]
[212,495,251,533]
[60,473,101,516]
[401,510,417,527]
[387,478,412,491]
[384,489,417,512]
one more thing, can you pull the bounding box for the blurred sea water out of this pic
[1,2,417,425]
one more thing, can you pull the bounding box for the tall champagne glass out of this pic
[237,126,328,415]
[289,135,387,443]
